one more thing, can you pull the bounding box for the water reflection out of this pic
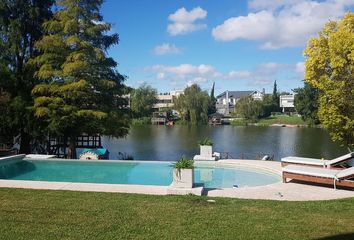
[103,125,347,161]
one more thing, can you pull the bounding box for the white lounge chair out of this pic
[282,165,354,189]
[281,152,354,168]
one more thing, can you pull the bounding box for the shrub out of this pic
[198,137,213,146]
[173,156,194,169]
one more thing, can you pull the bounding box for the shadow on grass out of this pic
[315,232,354,240]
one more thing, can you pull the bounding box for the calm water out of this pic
[0,160,280,188]
[102,125,347,161]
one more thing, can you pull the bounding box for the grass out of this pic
[257,115,308,126]
[1,188,354,240]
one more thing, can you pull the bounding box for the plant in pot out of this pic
[198,137,213,158]
[172,156,194,188]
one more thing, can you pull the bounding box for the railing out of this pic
[219,152,274,160]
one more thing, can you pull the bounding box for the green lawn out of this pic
[1,188,354,239]
[257,115,308,126]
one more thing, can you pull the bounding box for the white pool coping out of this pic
[1,155,354,201]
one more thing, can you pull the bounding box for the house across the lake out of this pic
[152,90,183,111]
[279,94,295,113]
[216,90,264,115]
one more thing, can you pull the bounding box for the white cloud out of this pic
[295,62,305,78]
[167,7,207,36]
[225,70,252,79]
[147,62,299,88]
[212,0,354,49]
[153,43,182,55]
[248,0,303,11]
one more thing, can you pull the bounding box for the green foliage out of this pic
[173,84,211,125]
[131,117,151,125]
[272,80,280,109]
[0,0,54,152]
[198,137,213,146]
[208,82,216,114]
[261,94,279,118]
[235,96,263,121]
[304,12,354,148]
[294,83,320,125]
[130,84,157,118]
[173,156,194,169]
[31,0,130,157]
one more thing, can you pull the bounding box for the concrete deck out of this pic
[0,158,353,201]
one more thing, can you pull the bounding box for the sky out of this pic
[101,0,354,95]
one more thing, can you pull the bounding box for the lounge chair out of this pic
[281,152,354,168]
[282,165,354,189]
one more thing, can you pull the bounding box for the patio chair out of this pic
[281,152,354,168]
[282,165,354,189]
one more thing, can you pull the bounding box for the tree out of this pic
[261,94,278,118]
[294,82,320,125]
[272,80,280,111]
[130,84,157,118]
[208,82,216,114]
[235,96,263,121]
[0,0,54,153]
[304,12,354,149]
[31,0,130,158]
[173,84,210,125]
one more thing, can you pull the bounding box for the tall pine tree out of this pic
[31,0,130,158]
[208,81,216,114]
[0,0,53,153]
[272,80,280,111]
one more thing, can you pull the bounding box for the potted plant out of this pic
[198,137,213,158]
[172,156,194,188]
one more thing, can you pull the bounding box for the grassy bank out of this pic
[257,115,308,126]
[1,188,354,239]
[231,115,309,127]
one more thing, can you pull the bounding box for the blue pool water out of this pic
[0,159,280,188]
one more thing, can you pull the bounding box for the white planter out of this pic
[172,168,194,188]
[200,145,213,158]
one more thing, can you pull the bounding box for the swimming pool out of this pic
[0,158,280,188]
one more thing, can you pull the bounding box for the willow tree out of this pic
[304,12,354,149]
[173,84,210,124]
[130,84,157,118]
[0,0,53,152]
[31,0,130,158]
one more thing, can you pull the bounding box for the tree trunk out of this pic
[68,136,77,159]
[19,130,31,154]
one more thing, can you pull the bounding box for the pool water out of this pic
[0,159,280,188]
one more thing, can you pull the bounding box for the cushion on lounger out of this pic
[281,157,327,166]
[335,167,354,179]
[327,152,354,165]
[282,165,340,178]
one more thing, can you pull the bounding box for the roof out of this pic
[216,91,255,99]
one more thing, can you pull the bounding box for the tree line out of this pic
[0,0,130,158]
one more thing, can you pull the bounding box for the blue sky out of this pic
[101,0,353,95]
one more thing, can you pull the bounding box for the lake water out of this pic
[102,125,347,161]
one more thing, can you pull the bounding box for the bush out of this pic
[173,156,194,169]
[198,137,213,146]
[132,117,151,125]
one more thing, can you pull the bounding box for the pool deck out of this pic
[1,157,354,201]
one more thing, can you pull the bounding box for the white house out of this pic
[280,95,295,112]
[216,90,265,115]
[153,90,183,111]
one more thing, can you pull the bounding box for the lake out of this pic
[102,125,347,161]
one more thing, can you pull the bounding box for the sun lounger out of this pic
[282,165,354,189]
[281,152,354,168]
